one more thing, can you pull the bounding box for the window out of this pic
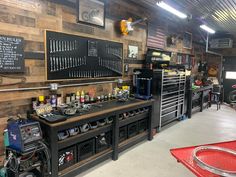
[226,71,236,79]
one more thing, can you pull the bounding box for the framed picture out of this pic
[183,32,192,49]
[76,0,105,28]
[128,45,138,59]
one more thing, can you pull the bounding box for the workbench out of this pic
[187,85,213,118]
[31,99,154,177]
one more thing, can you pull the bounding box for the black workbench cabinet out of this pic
[187,85,212,118]
[31,99,154,177]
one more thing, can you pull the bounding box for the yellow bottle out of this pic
[80,90,85,104]
[76,91,80,101]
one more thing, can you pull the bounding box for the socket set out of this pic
[46,31,123,80]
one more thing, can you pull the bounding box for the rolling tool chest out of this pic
[152,69,186,131]
[31,99,154,177]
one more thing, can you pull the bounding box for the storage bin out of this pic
[127,122,138,138]
[138,119,148,133]
[58,146,76,171]
[119,126,127,143]
[77,138,95,161]
[95,131,112,153]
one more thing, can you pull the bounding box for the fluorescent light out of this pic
[156,2,187,19]
[200,25,216,34]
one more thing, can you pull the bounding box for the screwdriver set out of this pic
[45,30,123,80]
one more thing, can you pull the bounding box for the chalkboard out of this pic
[45,30,123,81]
[0,35,24,73]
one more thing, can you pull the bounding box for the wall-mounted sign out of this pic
[128,45,138,59]
[0,35,24,73]
[76,0,105,28]
[88,40,98,57]
[183,32,192,49]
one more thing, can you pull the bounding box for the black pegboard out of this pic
[46,30,123,80]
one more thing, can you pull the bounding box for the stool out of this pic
[211,85,222,110]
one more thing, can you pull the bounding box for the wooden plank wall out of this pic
[0,0,195,162]
[0,0,148,161]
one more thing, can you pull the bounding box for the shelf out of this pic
[163,82,185,86]
[192,106,201,113]
[162,94,184,101]
[162,90,185,96]
[118,132,148,153]
[162,98,184,105]
[203,103,209,109]
[161,110,178,117]
[161,116,180,127]
[119,112,149,127]
[162,103,183,112]
[59,148,112,177]
[58,124,112,149]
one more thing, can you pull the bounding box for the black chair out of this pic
[211,85,222,110]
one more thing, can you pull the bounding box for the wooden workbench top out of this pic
[31,99,153,128]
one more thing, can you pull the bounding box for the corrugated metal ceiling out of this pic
[137,0,236,36]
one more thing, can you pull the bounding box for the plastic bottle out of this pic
[80,90,85,104]
[38,96,45,106]
[57,94,62,106]
[76,91,80,101]
[51,95,57,108]
[32,97,38,110]
[66,94,71,104]
[3,129,9,147]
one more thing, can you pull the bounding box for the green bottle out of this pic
[3,129,9,147]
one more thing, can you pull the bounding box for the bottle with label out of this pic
[57,94,62,106]
[71,93,76,102]
[85,93,90,103]
[80,90,85,104]
[32,97,38,110]
[108,93,112,100]
[45,96,51,104]
[66,94,71,104]
[76,91,80,101]
[3,129,9,147]
[38,96,45,106]
[51,95,57,108]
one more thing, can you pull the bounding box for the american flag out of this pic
[147,24,166,49]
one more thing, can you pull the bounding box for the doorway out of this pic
[223,57,236,103]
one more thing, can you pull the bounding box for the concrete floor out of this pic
[76,105,236,177]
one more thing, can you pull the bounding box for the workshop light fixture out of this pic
[200,25,216,34]
[156,1,187,19]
